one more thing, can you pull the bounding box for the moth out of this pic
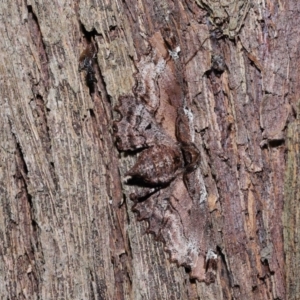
[79,43,97,87]
[113,31,214,282]
[113,95,201,200]
[114,94,214,282]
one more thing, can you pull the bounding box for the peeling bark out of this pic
[0,0,299,299]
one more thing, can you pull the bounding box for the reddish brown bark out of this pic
[0,0,299,299]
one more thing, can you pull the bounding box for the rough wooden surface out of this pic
[284,100,300,300]
[0,0,299,299]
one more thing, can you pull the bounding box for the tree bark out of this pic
[0,0,298,299]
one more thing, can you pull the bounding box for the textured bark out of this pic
[0,0,299,299]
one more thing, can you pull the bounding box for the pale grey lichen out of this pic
[195,0,250,38]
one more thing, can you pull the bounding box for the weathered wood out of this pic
[0,0,298,299]
[284,100,300,300]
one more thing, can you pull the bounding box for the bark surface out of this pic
[0,0,299,299]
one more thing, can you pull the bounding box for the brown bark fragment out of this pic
[284,101,300,300]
